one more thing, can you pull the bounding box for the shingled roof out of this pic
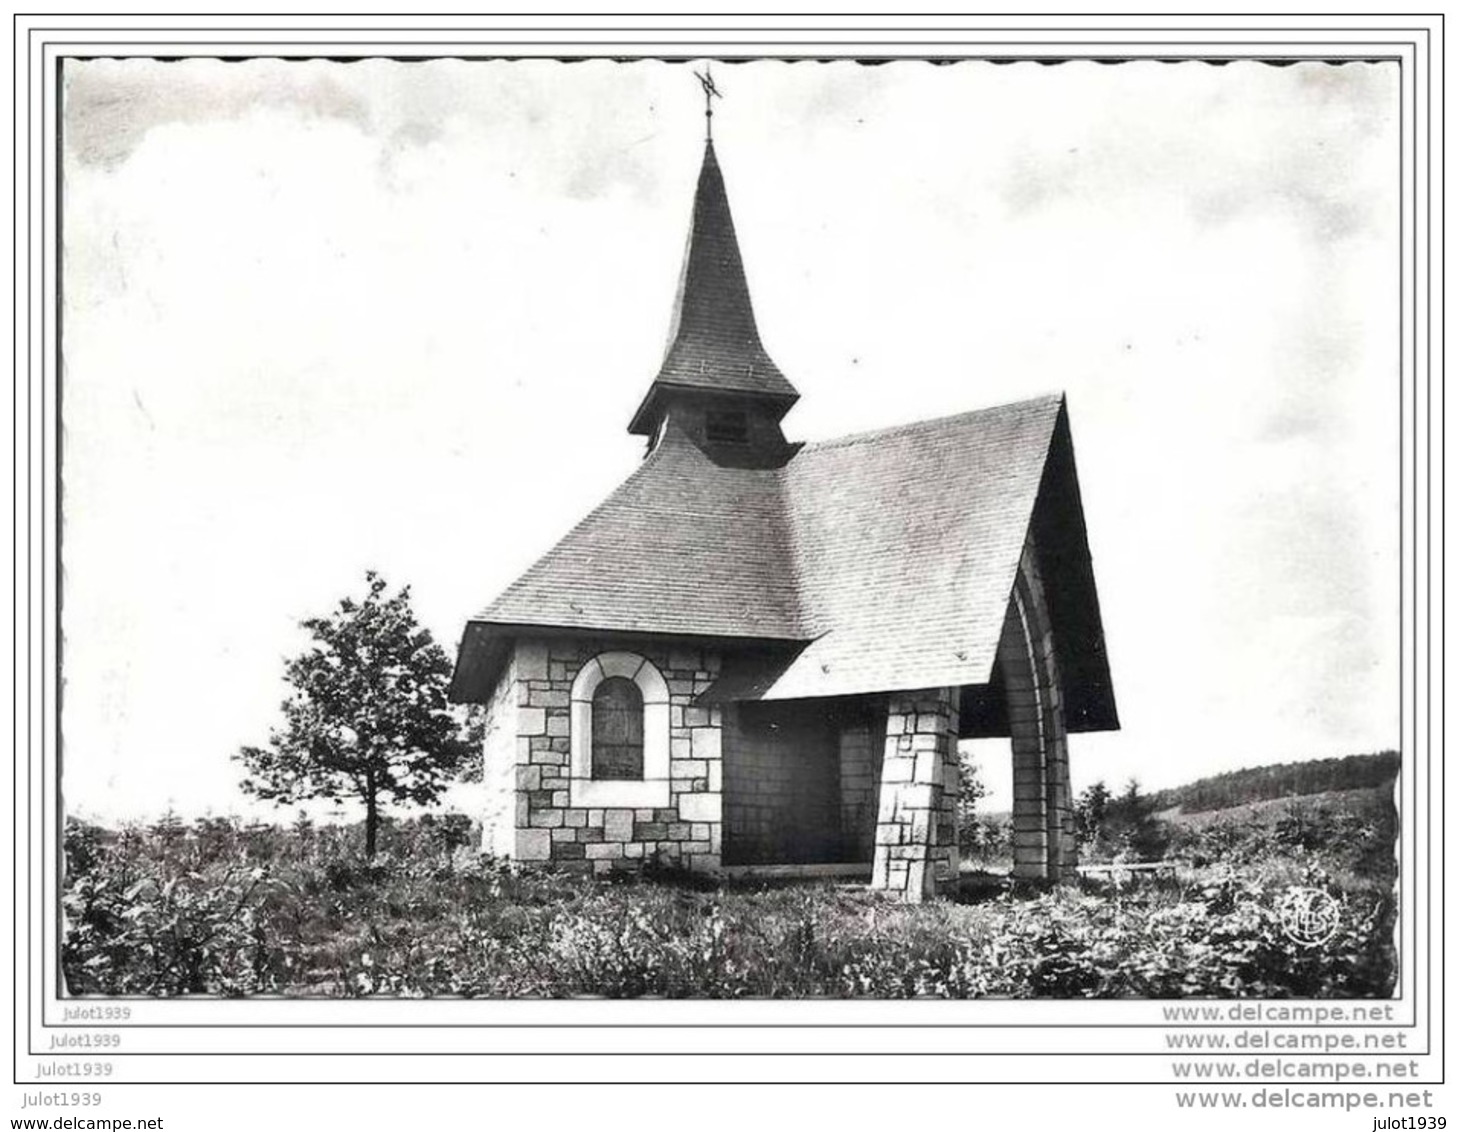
[454,393,1117,730]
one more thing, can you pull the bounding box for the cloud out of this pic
[64,58,371,168]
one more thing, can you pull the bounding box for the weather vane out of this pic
[694,65,722,141]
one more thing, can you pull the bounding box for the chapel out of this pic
[450,116,1118,901]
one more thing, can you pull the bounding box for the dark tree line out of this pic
[1145,751,1399,815]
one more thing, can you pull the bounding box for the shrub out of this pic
[61,808,1396,1000]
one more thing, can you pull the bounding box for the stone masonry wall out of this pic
[871,688,961,901]
[483,637,724,874]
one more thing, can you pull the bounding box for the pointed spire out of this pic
[627,137,798,437]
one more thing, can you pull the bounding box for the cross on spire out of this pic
[694,65,721,141]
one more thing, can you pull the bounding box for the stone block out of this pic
[676,793,721,823]
[587,808,604,827]
[528,808,563,829]
[690,728,721,760]
[551,827,576,843]
[691,823,710,840]
[546,714,570,737]
[668,822,693,840]
[515,765,541,792]
[896,784,937,810]
[671,737,692,758]
[683,706,711,727]
[604,809,635,843]
[671,758,708,779]
[585,842,624,860]
[516,828,552,861]
[555,841,586,860]
[875,823,904,846]
[624,841,645,859]
[551,790,569,808]
[708,762,722,791]
[519,707,547,737]
[564,809,587,828]
[516,641,549,681]
[635,821,668,840]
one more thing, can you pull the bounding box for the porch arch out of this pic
[998,545,1076,881]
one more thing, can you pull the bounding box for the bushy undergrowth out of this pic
[63,804,1396,999]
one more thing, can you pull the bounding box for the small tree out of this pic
[235,572,468,858]
[1074,779,1111,851]
[956,748,990,854]
[1102,778,1169,862]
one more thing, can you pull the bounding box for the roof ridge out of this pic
[798,391,1065,454]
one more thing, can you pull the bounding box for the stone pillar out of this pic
[1003,600,1049,881]
[1038,633,1076,880]
[999,542,1077,883]
[871,688,960,902]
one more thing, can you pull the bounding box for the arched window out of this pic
[591,676,644,780]
[568,651,670,808]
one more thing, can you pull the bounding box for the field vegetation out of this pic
[63,762,1397,999]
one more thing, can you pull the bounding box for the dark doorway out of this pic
[721,700,846,865]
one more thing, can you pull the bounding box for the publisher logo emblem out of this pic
[1278,887,1341,947]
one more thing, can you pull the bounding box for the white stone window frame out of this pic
[569,651,670,809]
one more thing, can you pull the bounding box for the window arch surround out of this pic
[568,652,670,808]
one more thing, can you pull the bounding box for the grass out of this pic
[62,788,1397,999]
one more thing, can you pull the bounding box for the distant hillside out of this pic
[1146,751,1399,815]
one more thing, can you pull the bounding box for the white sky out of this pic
[60,57,1401,823]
